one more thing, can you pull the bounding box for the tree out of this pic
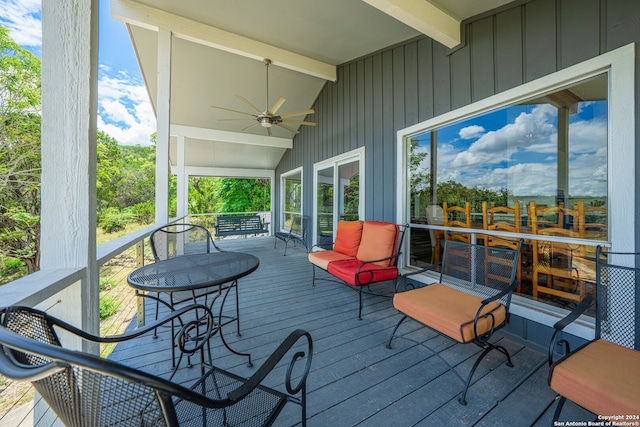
[97,131,122,210]
[213,178,270,213]
[0,27,41,273]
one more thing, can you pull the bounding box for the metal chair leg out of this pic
[552,396,567,422]
[458,343,513,405]
[386,315,408,348]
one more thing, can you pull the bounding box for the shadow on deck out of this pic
[109,237,594,426]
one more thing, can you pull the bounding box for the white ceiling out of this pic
[111,0,515,175]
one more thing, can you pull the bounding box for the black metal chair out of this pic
[274,215,309,255]
[387,239,522,405]
[0,304,313,427]
[547,246,640,421]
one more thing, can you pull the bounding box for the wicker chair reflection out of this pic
[442,201,472,243]
[529,201,589,303]
[0,305,313,427]
[387,239,522,405]
[547,247,640,421]
[482,201,523,291]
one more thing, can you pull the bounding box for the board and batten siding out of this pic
[274,0,640,348]
[276,0,640,230]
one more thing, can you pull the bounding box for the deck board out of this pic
[109,236,588,426]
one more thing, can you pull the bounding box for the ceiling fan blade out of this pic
[269,97,286,115]
[211,105,256,117]
[282,119,316,126]
[241,122,260,132]
[218,118,256,121]
[279,109,315,118]
[276,122,300,134]
[236,95,263,114]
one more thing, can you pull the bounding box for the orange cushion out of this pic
[356,221,399,266]
[393,283,507,343]
[333,220,363,257]
[327,259,398,286]
[308,250,355,270]
[550,339,640,416]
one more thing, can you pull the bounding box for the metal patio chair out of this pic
[547,246,640,421]
[274,215,309,255]
[0,304,313,427]
[387,238,522,405]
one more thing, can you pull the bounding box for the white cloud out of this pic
[0,0,42,48]
[97,66,156,146]
[452,104,557,168]
[459,125,485,140]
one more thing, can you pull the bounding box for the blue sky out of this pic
[0,0,155,146]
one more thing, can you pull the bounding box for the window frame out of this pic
[312,147,365,245]
[395,43,635,338]
[279,167,303,233]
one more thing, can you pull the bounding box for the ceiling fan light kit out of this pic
[211,58,316,135]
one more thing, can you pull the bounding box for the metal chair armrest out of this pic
[228,329,312,401]
[547,294,594,367]
[10,304,214,345]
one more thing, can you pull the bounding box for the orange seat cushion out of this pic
[356,221,399,266]
[550,339,640,416]
[333,220,364,257]
[393,283,506,343]
[308,250,355,270]
[327,259,398,287]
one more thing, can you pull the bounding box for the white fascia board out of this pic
[111,0,337,81]
[361,0,460,48]
[171,125,292,149]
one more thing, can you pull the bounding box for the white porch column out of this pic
[176,135,188,218]
[40,0,99,342]
[40,1,99,425]
[155,28,172,224]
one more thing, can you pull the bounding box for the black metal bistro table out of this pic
[127,251,259,370]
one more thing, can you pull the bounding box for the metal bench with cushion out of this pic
[308,220,407,319]
[387,238,522,405]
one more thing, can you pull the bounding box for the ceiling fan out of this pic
[211,59,316,136]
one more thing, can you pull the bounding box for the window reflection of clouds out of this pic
[414,95,607,198]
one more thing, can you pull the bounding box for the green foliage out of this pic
[2,257,23,275]
[118,144,157,208]
[100,277,115,291]
[130,201,154,224]
[188,177,270,214]
[99,296,117,320]
[0,27,42,274]
[97,131,123,209]
[98,207,136,233]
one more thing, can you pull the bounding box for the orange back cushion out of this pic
[356,221,399,266]
[333,220,364,257]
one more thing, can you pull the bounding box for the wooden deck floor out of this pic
[109,237,594,426]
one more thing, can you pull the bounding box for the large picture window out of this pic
[397,44,634,327]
